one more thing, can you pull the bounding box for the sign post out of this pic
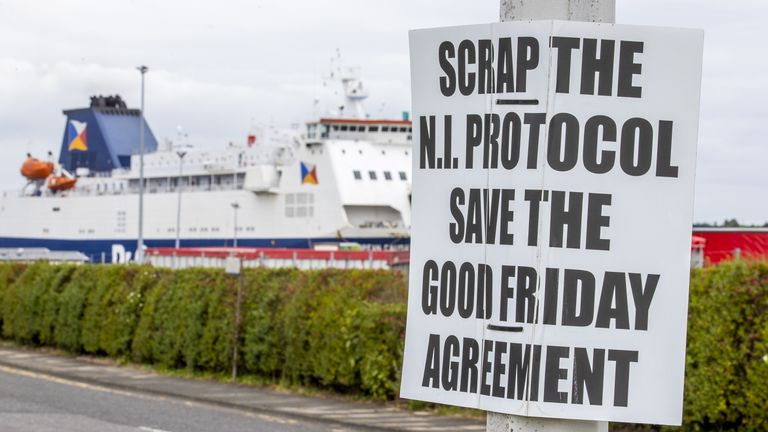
[401,0,704,429]
[225,255,244,381]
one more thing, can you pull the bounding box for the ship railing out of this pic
[145,247,411,272]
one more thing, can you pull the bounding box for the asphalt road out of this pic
[0,365,357,432]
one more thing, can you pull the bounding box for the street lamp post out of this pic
[175,150,187,249]
[231,202,240,247]
[136,65,149,264]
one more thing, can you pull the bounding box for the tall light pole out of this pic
[136,65,149,264]
[175,150,187,249]
[231,202,240,248]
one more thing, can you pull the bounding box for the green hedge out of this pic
[0,260,766,429]
[683,260,768,431]
[0,262,406,399]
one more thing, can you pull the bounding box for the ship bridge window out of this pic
[399,171,407,181]
[368,126,379,132]
[332,125,339,131]
[368,171,377,180]
[321,124,330,138]
[384,171,392,181]
[349,125,358,132]
[353,170,362,180]
[381,126,390,132]
[399,127,407,132]
[340,125,348,131]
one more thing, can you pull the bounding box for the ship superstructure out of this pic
[0,75,412,262]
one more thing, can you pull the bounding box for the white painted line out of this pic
[139,427,172,432]
[255,413,298,425]
[0,364,170,403]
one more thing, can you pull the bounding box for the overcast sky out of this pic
[0,0,765,224]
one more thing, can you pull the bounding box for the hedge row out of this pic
[683,259,768,431]
[0,260,766,430]
[0,263,406,399]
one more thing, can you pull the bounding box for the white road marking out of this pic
[255,413,299,424]
[0,364,151,399]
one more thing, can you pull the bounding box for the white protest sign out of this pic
[401,21,703,426]
[225,256,242,275]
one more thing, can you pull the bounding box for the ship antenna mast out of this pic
[324,50,369,120]
[340,68,368,120]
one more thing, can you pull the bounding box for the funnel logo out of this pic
[300,162,318,185]
[67,120,88,151]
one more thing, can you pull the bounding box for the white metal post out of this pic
[136,65,149,264]
[175,150,187,249]
[231,202,240,247]
[500,0,615,23]
[487,1,614,431]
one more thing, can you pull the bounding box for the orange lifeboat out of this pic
[20,157,54,180]
[47,176,77,192]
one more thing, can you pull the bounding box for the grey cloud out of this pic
[0,0,765,224]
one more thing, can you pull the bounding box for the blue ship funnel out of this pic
[58,95,158,173]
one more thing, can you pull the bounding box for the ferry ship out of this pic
[0,74,413,262]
